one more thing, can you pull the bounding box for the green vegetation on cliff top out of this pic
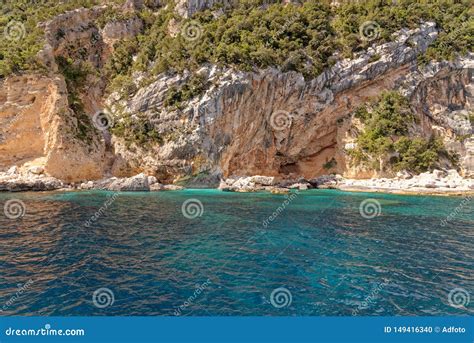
[0,0,472,80]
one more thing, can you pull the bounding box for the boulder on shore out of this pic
[0,177,63,192]
[107,173,150,191]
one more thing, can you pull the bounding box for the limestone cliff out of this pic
[0,1,472,186]
[0,74,106,182]
[112,23,473,183]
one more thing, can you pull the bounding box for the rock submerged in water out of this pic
[162,185,185,191]
[270,187,290,195]
[218,175,313,193]
[149,183,185,191]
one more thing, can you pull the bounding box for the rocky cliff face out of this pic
[111,22,473,184]
[0,3,472,186]
[175,0,236,17]
[0,74,106,182]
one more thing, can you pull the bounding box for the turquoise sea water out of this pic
[0,189,472,316]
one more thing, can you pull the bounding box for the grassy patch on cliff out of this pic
[349,91,456,173]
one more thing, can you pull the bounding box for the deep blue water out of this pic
[0,189,472,316]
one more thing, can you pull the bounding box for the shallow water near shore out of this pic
[0,189,473,316]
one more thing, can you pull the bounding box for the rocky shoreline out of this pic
[339,170,474,196]
[0,166,473,196]
[217,170,474,196]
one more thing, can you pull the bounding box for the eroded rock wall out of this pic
[114,22,474,183]
[0,74,106,182]
[1,2,472,185]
